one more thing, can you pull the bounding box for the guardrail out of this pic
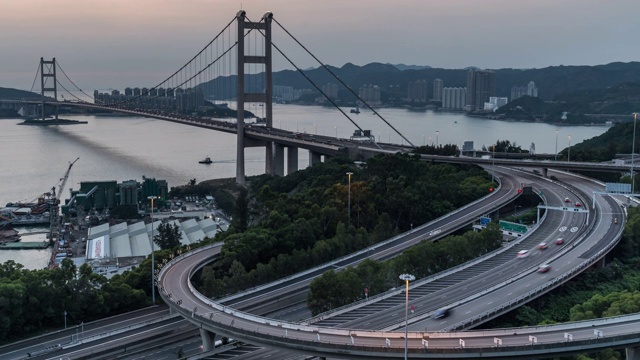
[442,194,622,331]
[219,175,508,304]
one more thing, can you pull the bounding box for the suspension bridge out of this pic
[6,10,417,185]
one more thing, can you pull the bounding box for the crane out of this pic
[49,157,79,241]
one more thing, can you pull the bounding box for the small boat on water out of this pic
[199,156,213,164]
[350,106,360,114]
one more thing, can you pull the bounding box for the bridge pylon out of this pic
[235,11,273,185]
[40,57,58,121]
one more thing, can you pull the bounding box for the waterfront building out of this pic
[124,87,133,96]
[274,85,294,101]
[433,78,443,101]
[322,83,339,99]
[133,87,141,97]
[359,84,381,105]
[442,87,467,110]
[484,96,509,111]
[466,69,496,110]
[407,79,428,102]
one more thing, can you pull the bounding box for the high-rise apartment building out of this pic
[321,83,339,99]
[359,84,381,105]
[432,78,443,101]
[442,87,467,110]
[407,80,428,102]
[466,69,496,111]
[511,81,539,101]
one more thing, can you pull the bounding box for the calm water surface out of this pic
[0,104,609,268]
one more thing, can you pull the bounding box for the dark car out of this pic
[433,308,450,319]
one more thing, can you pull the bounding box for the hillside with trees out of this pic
[200,61,640,105]
[194,154,495,298]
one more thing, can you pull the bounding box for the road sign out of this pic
[499,220,527,234]
[480,216,491,226]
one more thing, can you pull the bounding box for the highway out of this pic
[3,169,632,359]
[157,168,636,359]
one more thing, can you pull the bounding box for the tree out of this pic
[154,223,182,249]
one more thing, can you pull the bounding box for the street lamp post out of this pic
[436,130,439,147]
[567,135,572,162]
[492,144,495,183]
[148,195,159,305]
[632,113,638,194]
[346,172,353,224]
[555,130,559,161]
[334,126,338,138]
[399,273,415,360]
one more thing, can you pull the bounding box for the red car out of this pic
[564,197,571,203]
[575,202,582,207]
[555,238,564,245]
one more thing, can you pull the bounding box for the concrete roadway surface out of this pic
[176,169,622,359]
[0,170,520,360]
[96,169,600,358]
[0,305,173,360]
[219,168,522,316]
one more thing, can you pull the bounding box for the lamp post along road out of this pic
[567,135,572,162]
[346,172,353,224]
[633,113,638,194]
[148,195,159,305]
[399,273,415,360]
[555,130,559,161]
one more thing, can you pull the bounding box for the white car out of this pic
[517,250,529,258]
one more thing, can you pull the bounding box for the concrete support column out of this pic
[541,167,548,177]
[274,144,285,177]
[595,257,606,269]
[627,346,640,360]
[265,142,274,175]
[309,151,322,166]
[287,147,299,174]
[199,328,216,352]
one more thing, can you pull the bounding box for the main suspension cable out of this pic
[29,62,41,93]
[273,17,414,148]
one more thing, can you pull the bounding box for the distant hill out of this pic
[391,64,432,71]
[199,61,640,105]
[0,87,40,99]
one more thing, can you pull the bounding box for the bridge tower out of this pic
[235,11,273,185]
[39,57,58,121]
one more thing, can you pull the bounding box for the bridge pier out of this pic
[627,346,640,360]
[541,167,548,177]
[200,328,216,352]
[309,151,322,166]
[595,256,606,269]
[274,144,285,177]
[265,142,274,176]
[287,146,299,174]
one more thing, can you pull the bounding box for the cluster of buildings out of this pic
[62,176,169,215]
[273,85,314,102]
[511,81,539,101]
[93,87,205,113]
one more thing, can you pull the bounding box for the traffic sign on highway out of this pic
[499,220,527,234]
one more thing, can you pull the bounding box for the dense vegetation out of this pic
[563,121,638,162]
[307,223,502,315]
[0,259,146,343]
[195,154,495,298]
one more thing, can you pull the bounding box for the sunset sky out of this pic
[1,0,639,91]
